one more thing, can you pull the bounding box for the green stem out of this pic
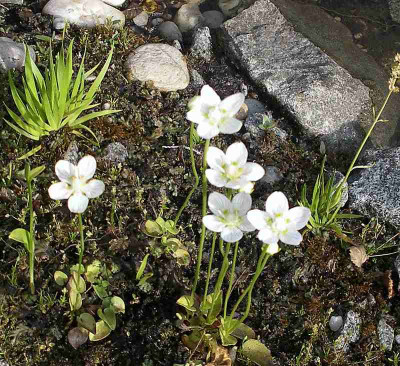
[27,175,35,295]
[202,232,217,307]
[207,240,231,323]
[326,89,394,227]
[228,248,270,326]
[224,240,239,318]
[77,213,85,289]
[174,123,200,226]
[191,138,210,301]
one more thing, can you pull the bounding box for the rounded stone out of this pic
[329,315,343,332]
[202,10,225,29]
[125,43,190,92]
[173,3,204,33]
[0,37,36,73]
[157,21,183,42]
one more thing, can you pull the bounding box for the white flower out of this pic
[186,85,244,139]
[203,192,255,243]
[206,142,265,190]
[247,192,311,246]
[48,156,105,214]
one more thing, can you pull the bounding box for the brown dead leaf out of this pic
[349,245,369,268]
[206,345,232,366]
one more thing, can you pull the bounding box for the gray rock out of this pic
[173,3,204,34]
[270,127,288,141]
[103,142,128,163]
[0,37,36,73]
[243,98,267,138]
[334,310,361,352]
[0,360,10,366]
[388,0,400,23]
[190,27,212,62]
[63,141,79,165]
[151,17,164,27]
[218,0,256,17]
[190,69,205,88]
[125,43,189,92]
[348,147,400,228]
[329,315,343,332]
[0,0,23,4]
[396,334,400,345]
[219,0,400,161]
[133,11,149,27]
[378,317,394,351]
[172,40,182,51]
[245,98,265,115]
[157,21,183,42]
[260,166,284,185]
[202,10,225,29]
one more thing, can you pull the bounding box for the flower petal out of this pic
[247,209,270,230]
[206,169,227,187]
[200,85,221,106]
[82,179,105,198]
[208,192,232,216]
[55,160,75,183]
[232,192,252,216]
[239,217,255,232]
[285,207,311,230]
[197,122,219,139]
[218,117,242,134]
[266,242,279,255]
[48,182,73,200]
[219,93,245,116]
[243,163,265,181]
[77,155,97,181]
[221,227,243,243]
[265,191,289,217]
[279,230,302,245]
[187,109,207,124]
[206,146,226,171]
[257,227,278,244]
[203,215,225,232]
[226,142,248,167]
[225,176,249,190]
[68,193,89,213]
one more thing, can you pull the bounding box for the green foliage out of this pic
[299,155,361,235]
[54,260,125,348]
[3,39,120,143]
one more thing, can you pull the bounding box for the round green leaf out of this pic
[68,327,88,349]
[88,320,111,342]
[111,296,125,314]
[54,271,68,286]
[68,272,86,293]
[144,220,163,237]
[77,313,96,334]
[69,289,82,311]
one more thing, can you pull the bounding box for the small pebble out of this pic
[329,315,343,332]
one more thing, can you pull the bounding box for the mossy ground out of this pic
[1,2,400,365]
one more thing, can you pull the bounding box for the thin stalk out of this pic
[202,232,217,307]
[174,123,200,226]
[228,249,269,324]
[326,89,394,227]
[77,213,85,289]
[27,176,35,295]
[224,240,239,318]
[191,138,210,301]
[207,240,231,323]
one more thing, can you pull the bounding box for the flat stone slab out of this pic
[219,0,400,159]
[348,147,400,228]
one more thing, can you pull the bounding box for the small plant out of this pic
[54,260,125,348]
[4,38,120,144]
[9,163,45,295]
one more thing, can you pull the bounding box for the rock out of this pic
[190,69,205,88]
[42,0,125,30]
[157,21,183,42]
[396,334,400,345]
[202,10,225,29]
[173,3,204,33]
[260,166,284,185]
[388,0,400,23]
[329,315,343,332]
[151,17,164,27]
[133,11,149,27]
[102,0,125,6]
[190,27,212,62]
[348,147,400,228]
[103,142,128,163]
[0,0,23,4]
[334,310,361,352]
[378,317,394,351]
[219,0,400,161]
[172,40,182,51]
[125,43,189,92]
[0,37,36,73]
[63,141,79,165]
[218,0,256,17]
